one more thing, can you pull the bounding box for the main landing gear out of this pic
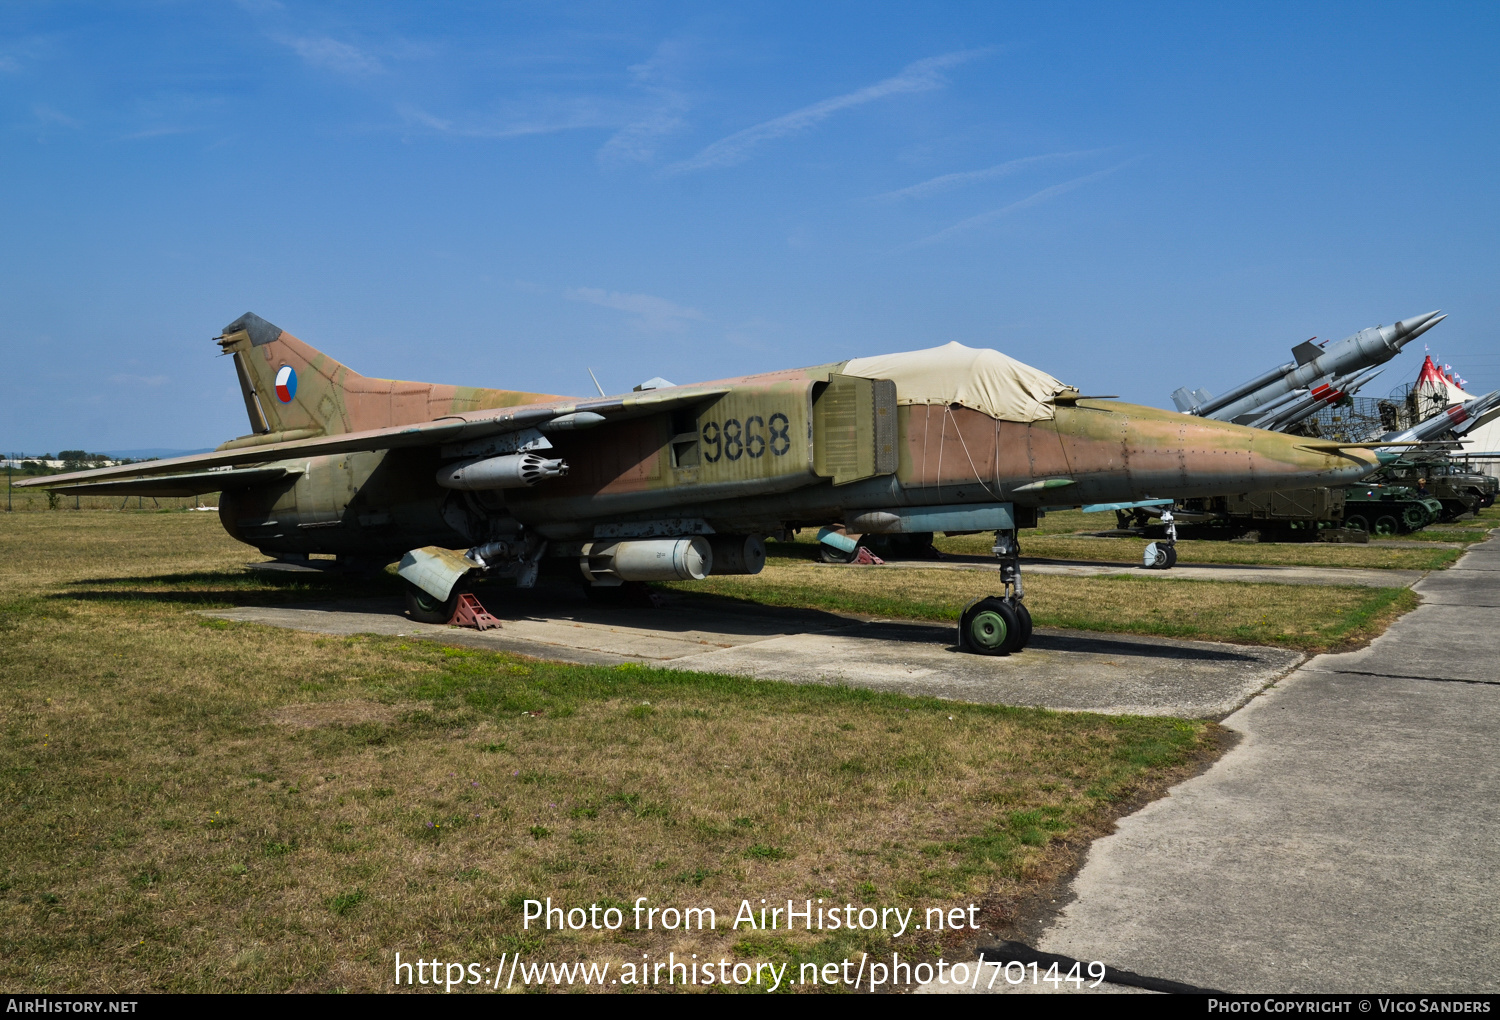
[958,529,1033,656]
[404,581,466,624]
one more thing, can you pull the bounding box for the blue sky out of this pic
[2,2,1497,452]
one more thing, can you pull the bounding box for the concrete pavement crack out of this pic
[1300,666,1500,687]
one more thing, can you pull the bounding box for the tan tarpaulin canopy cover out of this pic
[843,341,1069,423]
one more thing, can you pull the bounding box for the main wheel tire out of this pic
[1162,545,1178,569]
[1374,515,1398,537]
[405,581,463,624]
[957,598,985,651]
[1013,602,1033,651]
[818,542,858,564]
[959,597,1019,656]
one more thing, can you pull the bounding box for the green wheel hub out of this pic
[966,609,1010,651]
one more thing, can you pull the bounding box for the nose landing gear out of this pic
[1142,509,1178,570]
[958,529,1034,655]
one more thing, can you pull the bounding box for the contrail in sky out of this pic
[873,149,1111,201]
[667,49,989,174]
[914,159,1140,246]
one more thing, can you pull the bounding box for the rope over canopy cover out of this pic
[842,341,1069,423]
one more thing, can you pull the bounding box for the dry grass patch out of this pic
[268,701,410,730]
[936,532,1462,570]
[772,509,1463,569]
[0,509,1221,993]
[678,562,1416,654]
[1378,527,1489,543]
[0,510,254,597]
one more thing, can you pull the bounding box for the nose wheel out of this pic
[1142,508,1178,570]
[958,529,1034,655]
[1143,542,1178,569]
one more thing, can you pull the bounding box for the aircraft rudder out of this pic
[217,312,360,437]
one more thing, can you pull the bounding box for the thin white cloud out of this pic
[0,35,48,74]
[874,149,1111,201]
[667,49,989,175]
[396,100,612,140]
[33,104,80,128]
[119,126,196,141]
[283,36,382,75]
[915,159,1139,246]
[396,103,453,132]
[599,39,692,165]
[565,287,706,333]
[600,104,687,162]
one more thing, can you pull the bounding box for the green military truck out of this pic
[1371,456,1497,522]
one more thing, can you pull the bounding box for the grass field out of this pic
[766,509,1471,570]
[0,511,1232,993]
[949,533,1463,570]
[931,508,1470,570]
[678,561,1415,654]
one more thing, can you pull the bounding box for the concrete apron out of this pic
[206,594,1302,719]
[921,534,1500,995]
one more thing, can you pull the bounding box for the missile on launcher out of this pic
[1173,311,1446,423]
[1375,389,1500,447]
[1247,367,1385,432]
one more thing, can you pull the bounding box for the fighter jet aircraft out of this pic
[22,312,1386,655]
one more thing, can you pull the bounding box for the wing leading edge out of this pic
[18,386,730,492]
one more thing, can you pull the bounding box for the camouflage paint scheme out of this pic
[25,313,1382,573]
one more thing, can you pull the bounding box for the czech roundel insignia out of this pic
[274,365,297,403]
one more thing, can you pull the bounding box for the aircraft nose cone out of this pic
[1268,435,1382,486]
[1161,420,1380,497]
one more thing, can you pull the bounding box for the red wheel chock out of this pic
[450,592,502,631]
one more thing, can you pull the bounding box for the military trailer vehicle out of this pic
[1119,487,1364,542]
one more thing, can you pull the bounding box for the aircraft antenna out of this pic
[587,368,606,397]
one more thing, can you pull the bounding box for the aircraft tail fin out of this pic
[217,311,570,441]
[217,312,366,438]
